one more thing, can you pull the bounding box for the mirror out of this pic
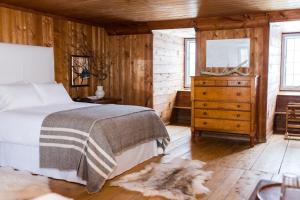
[206,38,250,67]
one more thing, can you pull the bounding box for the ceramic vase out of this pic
[95,85,105,99]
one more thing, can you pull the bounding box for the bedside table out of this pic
[73,97,122,104]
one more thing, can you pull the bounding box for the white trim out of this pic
[89,138,117,165]
[40,135,86,145]
[41,127,89,137]
[87,147,114,172]
[40,143,83,153]
[86,157,108,179]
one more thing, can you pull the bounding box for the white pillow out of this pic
[0,83,44,111]
[33,83,73,105]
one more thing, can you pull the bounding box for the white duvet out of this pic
[0,102,96,146]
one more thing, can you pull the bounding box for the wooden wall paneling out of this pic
[266,24,282,136]
[107,34,153,107]
[153,32,184,123]
[197,29,252,75]
[255,26,269,142]
[0,7,53,46]
[195,26,269,142]
[0,6,111,99]
[144,34,154,108]
[53,19,111,98]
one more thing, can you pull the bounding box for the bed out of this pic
[0,43,169,192]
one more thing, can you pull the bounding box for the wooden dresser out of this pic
[191,76,259,146]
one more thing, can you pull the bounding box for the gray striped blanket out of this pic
[39,104,169,193]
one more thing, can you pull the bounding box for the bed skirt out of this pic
[0,140,158,184]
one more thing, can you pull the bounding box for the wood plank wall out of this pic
[0,6,153,108]
[267,23,282,135]
[196,26,270,142]
[0,7,53,48]
[107,34,153,107]
[53,18,108,98]
[0,6,106,97]
[153,32,184,123]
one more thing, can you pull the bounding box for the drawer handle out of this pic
[203,122,207,125]
[203,92,207,95]
[238,81,241,85]
[236,92,241,96]
[203,103,207,107]
[237,104,241,108]
[203,81,206,85]
[203,112,207,116]
[236,124,241,128]
[236,114,241,118]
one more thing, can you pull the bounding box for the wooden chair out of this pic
[285,102,300,139]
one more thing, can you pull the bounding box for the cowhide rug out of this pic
[111,159,212,200]
[0,167,51,200]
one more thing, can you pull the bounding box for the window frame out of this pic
[280,32,300,91]
[184,38,196,88]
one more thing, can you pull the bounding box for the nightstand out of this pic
[73,97,122,104]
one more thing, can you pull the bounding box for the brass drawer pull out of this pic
[236,92,241,96]
[203,112,207,116]
[203,122,207,125]
[236,114,241,118]
[236,124,241,128]
[203,103,207,107]
[237,104,241,108]
[203,81,206,85]
[238,81,241,85]
[203,92,207,95]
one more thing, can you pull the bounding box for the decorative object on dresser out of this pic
[73,97,122,104]
[200,60,250,76]
[191,76,259,146]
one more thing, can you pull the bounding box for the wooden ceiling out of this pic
[3,0,300,24]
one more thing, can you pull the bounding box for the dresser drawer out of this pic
[195,109,250,121]
[194,80,228,86]
[228,80,250,87]
[194,101,251,111]
[194,80,215,86]
[194,87,251,102]
[195,118,250,134]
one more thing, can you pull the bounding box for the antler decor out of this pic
[200,60,249,76]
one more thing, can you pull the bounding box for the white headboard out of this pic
[0,43,54,84]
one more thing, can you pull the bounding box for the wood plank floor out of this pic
[50,125,300,200]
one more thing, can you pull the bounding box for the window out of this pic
[184,38,196,88]
[281,33,300,90]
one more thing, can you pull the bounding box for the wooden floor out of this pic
[50,125,300,200]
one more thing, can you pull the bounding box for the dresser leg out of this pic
[192,129,196,140]
[249,136,255,147]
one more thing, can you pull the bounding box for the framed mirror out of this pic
[206,38,250,68]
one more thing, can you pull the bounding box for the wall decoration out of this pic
[200,60,250,76]
[70,55,90,87]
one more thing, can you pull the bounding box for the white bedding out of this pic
[0,102,158,184]
[0,102,95,146]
